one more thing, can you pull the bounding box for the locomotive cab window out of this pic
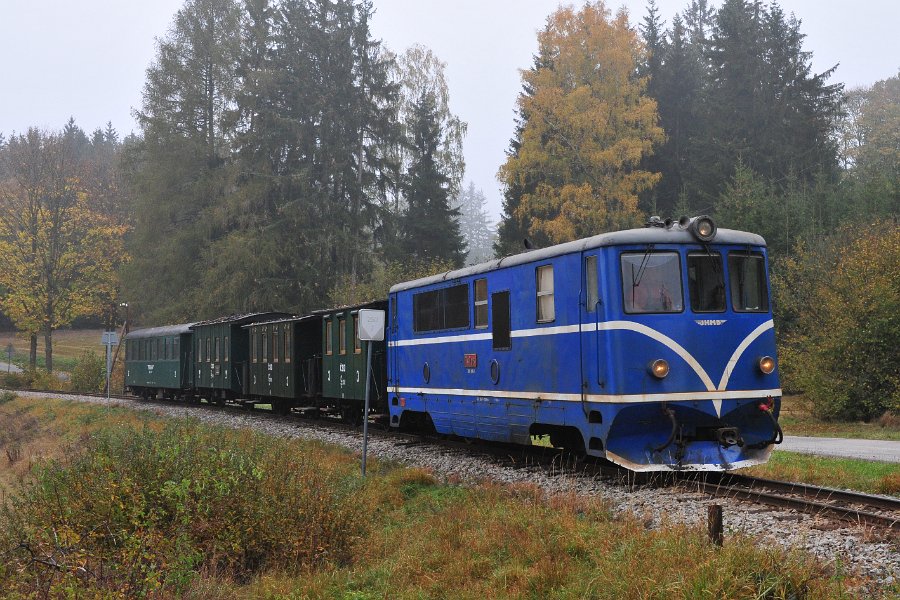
[729,252,769,312]
[536,265,554,322]
[621,252,684,314]
[688,252,725,313]
[474,279,488,328]
[413,284,469,333]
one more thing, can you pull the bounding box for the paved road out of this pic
[0,361,22,374]
[778,436,900,463]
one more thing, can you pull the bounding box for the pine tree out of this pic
[455,181,496,265]
[400,89,466,267]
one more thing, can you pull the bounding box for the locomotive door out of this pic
[581,254,602,397]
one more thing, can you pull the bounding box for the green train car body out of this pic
[124,324,195,397]
[191,313,291,400]
[245,315,322,401]
[318,301,388,409]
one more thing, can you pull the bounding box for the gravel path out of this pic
[11,391,899,595]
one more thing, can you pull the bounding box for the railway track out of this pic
[683,472,900,533]
[11,387,900,535]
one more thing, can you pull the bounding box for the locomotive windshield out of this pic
[688,252,725,312]
[729,252,769,312]
[621,252,683,313]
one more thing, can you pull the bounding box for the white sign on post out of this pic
[357,308,384,477]
[357,309,385,341]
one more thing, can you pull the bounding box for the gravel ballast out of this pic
[11,391,899,593]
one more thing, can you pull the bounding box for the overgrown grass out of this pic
[780,396,900,441]
[741,451,900,496]
[0,397,870,598]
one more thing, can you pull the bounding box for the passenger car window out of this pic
[729,252,769,312]
[338,318,347,355]
[536,265,554,322]
[688,253,725,312]
[325,320,333,355]
[621,252,683,314]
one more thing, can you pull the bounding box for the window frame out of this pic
[339,317,347,355]
[284,325,291,363]
[536,264,555,323]
[353,314,362,354]
[687,251,726,314]
[325,320,333,355]
[413,283,471,333]
[728,251,770,313]
[585,255,599,312]
[620,251,685,315]
[273,327,280,363]
[474,278,488,329]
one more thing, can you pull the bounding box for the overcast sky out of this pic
[1,0,897,221]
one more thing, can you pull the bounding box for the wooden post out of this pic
[708,504,723,546]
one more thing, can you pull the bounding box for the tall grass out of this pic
[0,423,369,597]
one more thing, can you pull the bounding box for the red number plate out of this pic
[464,353,477,368]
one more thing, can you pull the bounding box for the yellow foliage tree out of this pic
[499,2,664,247]
[0,131,128,372]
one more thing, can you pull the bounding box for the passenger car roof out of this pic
[126,323,195,339]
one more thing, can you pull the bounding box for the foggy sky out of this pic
[2,0,897,221]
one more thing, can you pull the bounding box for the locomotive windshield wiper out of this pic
[631,244,656,288]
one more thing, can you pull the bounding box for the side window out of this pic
[413,284,470,332]
[251,329,257,363]
[206,337,211,363]
[273,327,279,363]
[492,291,511,351]
[214,337,220,363]
[223,336,228,362]
[284,325,291,363]
[339,317,347,355]
[353,314,361,354]
[621,252,684,314]
[325,320,333,355]
[688,252,725,313]
[262,332,268,362]
[585,256,599,312]
[536,265,555,323]
[197,338,202,363]
[729,252,769,312]
[474,279,488,328]
[174,337,179,359]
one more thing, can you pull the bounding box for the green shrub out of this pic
[0,423,368,597]
[777,222,900,420]
[0,391,15,405]
[70,351,105,393]
[0,368,62,391]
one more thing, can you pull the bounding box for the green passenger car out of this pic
[245,315,322,412]
[191,313,291,402]
[124,323,195,399]
[317,301,388,419]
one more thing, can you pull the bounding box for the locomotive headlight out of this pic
[649,359,669,379]
[758,356,775,375]
[690,215,717,242]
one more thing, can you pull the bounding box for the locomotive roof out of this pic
[126,323,195,339]
[191,312,294,328]
[390,226,766,293]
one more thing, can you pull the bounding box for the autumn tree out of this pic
[497,2,664,250]
[0,128,127,372]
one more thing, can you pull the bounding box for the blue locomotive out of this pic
[387,216,782,471]
[123,216,782,471]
